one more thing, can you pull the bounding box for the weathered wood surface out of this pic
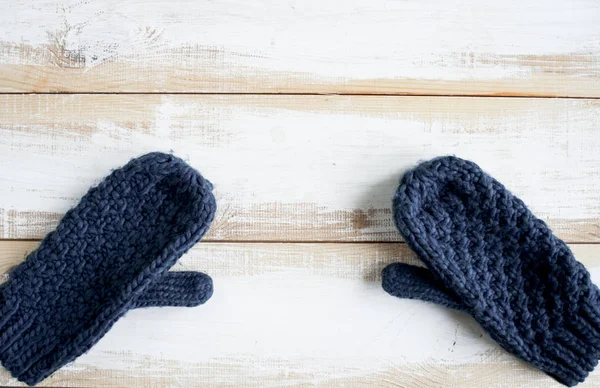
[1,241,599,387]
[2,1,600,385]
[0,0,599,95]
[1,95,600,242]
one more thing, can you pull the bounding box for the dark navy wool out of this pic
[0,152,216,385]
[382,156,600,386]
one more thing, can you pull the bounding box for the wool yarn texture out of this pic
[0,152,216,386]
[382,156,600,387]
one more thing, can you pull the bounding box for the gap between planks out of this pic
[2,92,600,99]
[3,239,600,245]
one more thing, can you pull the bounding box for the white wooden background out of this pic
[1,1,600,387]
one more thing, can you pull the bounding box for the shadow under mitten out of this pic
[382,156,600,387]
[0,152,216,386]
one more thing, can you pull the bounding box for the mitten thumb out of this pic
[133,271,213,309]
[382,263,467,312]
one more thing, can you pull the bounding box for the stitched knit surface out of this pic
[384,156,600,386]
[0,152,216,385]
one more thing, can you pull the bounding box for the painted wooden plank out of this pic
[1,95,600,242]
[1,241,599,387]
[0,0,599,95]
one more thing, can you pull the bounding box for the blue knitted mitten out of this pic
[382,156,600,386]
[0,152,216,385]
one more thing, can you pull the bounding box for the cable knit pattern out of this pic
[382,156,600,386]
[0,152,216,386]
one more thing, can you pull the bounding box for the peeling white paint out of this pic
[0,241,599,385]
[80,272,488,367]
[1,0,599,79]
[1,96,599,241]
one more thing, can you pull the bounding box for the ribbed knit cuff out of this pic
[542,294,600,386]
[0,301,41,386]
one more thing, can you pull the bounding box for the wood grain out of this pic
[1,0,599,96]
[4,354,599,387]
[2,241,599,282]
[1,95,600,242]
[1,241,599,387]
[2,2,599,387]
